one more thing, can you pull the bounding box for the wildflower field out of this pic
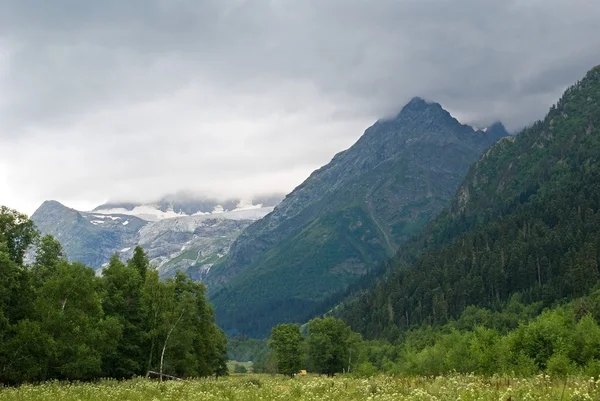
[1,374,599,401]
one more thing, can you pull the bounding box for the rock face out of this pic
[31,200,147,269]
[30,200,274,278]
[208,97,509,337]
[136,208,276,279]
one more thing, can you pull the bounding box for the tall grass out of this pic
[0,374,598,400]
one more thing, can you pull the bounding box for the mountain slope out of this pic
[337,65,600,340]
[31,200,147,268]
[209,98,508,337]
[137,207,276,279]
[30,200,274,277]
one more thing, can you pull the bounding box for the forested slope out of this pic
[339,65,600,340]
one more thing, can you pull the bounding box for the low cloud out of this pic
[1,0,599,213]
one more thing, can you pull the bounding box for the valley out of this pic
[2,0,600,395]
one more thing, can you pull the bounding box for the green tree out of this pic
[307,317,360,376]
[142,271,227,379]
[128,246,149,281]
[0,206,38,265]
[0,207,230,384]
[0,243,38,383]
[101,254,147,378]
[0,245,34,325]
[268,323,304,377]
[1,319,52,383]
[32,235,66,283]
[35,261,121,380]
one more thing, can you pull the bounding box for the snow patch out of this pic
[93,205,185,221]
[217,207,275,220]
[91,215,121,220]
[122,220,129,226]
[94,201,271,221]
[90,220,105,225]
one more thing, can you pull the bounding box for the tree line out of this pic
[261,290,600,378]
[349,291,600,377]
[0,206,227,385]
[266,317,361,377]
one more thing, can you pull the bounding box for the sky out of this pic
[1,0,599,215]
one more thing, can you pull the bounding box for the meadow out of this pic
[1,374,599,401]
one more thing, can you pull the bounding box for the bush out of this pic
[511,354,538,377]
[546,353,575,377]
[353,362,378,377]
[583,359,600,379]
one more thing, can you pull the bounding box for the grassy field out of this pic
[0,374,598,400]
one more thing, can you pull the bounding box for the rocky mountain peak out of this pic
[400,96,439,113]
[395,96,449,120]
[32,200,80,222]
[485,121,510,136]
[35,200,70,212]
[404,96,429,109]
[359,97,470,145]
[209,96,509,336]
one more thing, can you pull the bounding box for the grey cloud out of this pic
[0,0,599,212]
[4,0,599,127]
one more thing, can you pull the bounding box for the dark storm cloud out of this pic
[0,0,599,212]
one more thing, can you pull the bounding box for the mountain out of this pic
[30,199,276,277]
[337,65,600,340]
[208,97,508,337]
[136,208,277,279]
[31,200,147,269]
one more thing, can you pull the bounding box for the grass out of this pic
[1,374,599,400]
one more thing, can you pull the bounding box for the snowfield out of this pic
[93,202,272,222]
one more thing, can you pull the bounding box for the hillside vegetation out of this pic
[338,65,600,340]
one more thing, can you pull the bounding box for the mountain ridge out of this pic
[336,64,600,340]
[30,199,275,278]
[208,97,508,336]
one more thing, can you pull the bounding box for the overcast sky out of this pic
[1,0,599,214]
